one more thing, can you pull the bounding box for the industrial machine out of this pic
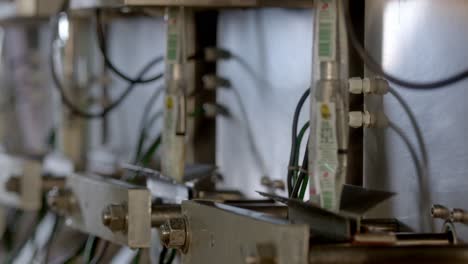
[1,0,468,263]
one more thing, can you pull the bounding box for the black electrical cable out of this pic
[287,88,311,196]
[50,3,164,119]
[95,9,164,84]
[158,248,168,264]
[89,241,109,264]
[344,0,468,89]
[134,86,164,162]
[51,46,162,119]
[388,121,423,189]
[159,247,176,264]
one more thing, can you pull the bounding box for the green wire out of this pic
[298,175,309,200]
[139,135,162,167]
[295,122,310,200]
[292,122,310,185]
[133,249,141,264]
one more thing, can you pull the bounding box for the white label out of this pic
[313,102,339,210]
[166,8,180,64]
[162,95,185,182]
[317,0,337,61]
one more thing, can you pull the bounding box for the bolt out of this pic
[47,188,76,215]
[431,204,450,220]
[202,75,231,90]
[451,208,468,224]
[101,204,128,233]
[159,218,187,250]
[202,103,231,118]
[204,47,232,62]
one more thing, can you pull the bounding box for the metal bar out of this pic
[309,246,468,264]
[70,0,315,9]
[225,203,288,218]
[181,201,309,264]
[58,173,152,248]
[151,204,182,227]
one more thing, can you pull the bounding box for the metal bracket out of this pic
[180,201,309,264]
[61,173,152,248]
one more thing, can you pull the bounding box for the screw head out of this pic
[101,204,128,233]
[159,218,187,249]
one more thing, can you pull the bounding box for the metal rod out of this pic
[151,204,182,227]
[226,204,288,219]
[309,246,468,264]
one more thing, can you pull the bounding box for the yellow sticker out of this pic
[320,103,331,119]
[166,97,174,109]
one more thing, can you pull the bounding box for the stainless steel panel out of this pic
[64,173,152,248]
[181,201,309,264]
[364,0,468,238]
[217,9,313,197]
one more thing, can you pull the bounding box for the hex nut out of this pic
[102,204,128,233]
[5,177,20,194]
[159,218,187,249]
[451,208,468,224]
[431,204,450,220]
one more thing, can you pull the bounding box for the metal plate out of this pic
[181,201,309,264]
[258,191,356,242]
[64,173,151,248]
[364,0,468,239]
[308,245,468,264]
[70,0,315,9]
[0,153,42,210]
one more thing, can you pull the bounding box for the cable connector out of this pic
[202,75,231,90]
[451,208,468,225]
[349,111,374,128]
[349,110,388,128]
[348,77,389,95]
[204,47,232,62]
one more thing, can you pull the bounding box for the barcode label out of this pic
[167,34,178,61]
[322,191,334,210]
[318,22,333,58]
[166,8,180,64]
[317,0,336,61]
